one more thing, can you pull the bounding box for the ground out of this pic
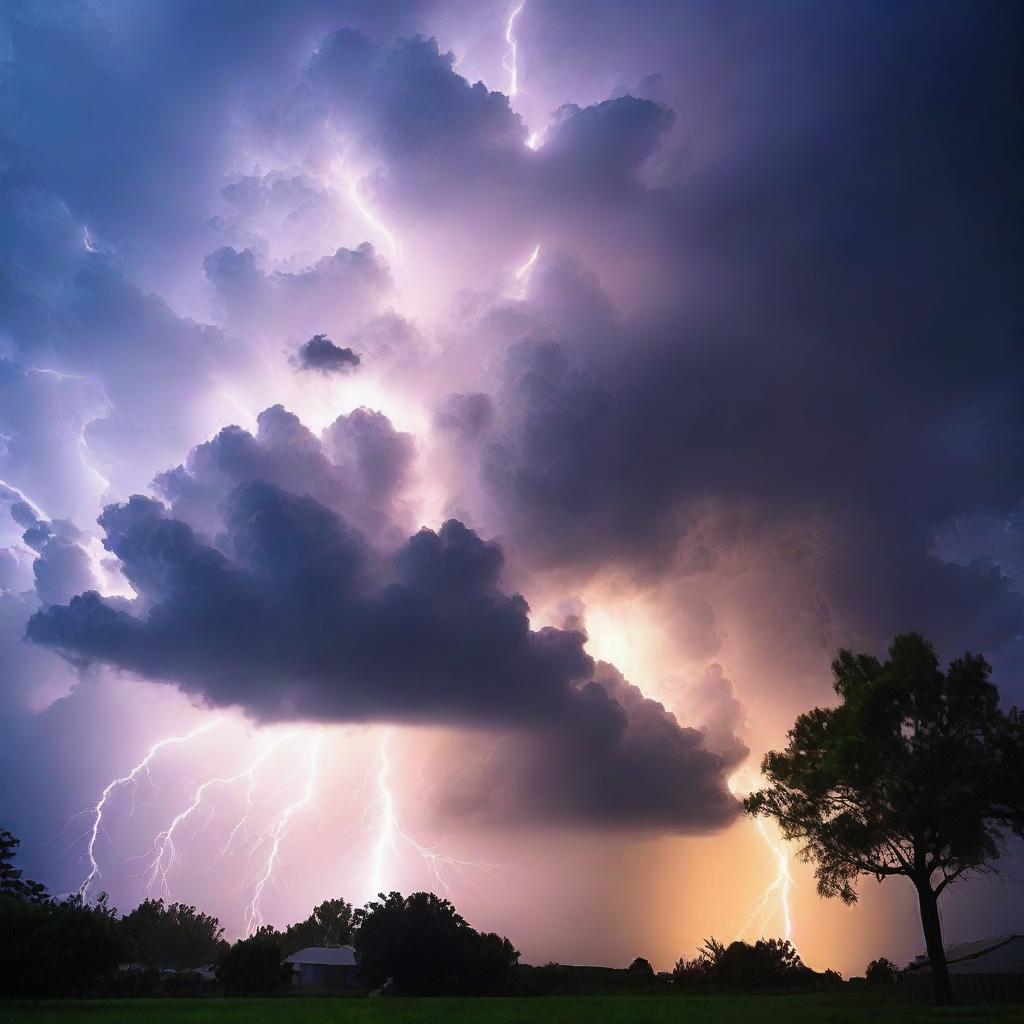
[2,996,1021,1024]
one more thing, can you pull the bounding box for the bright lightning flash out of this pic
[75,722,501,932]
[365,730,496,902]
[75,720,222,900]
[242,733,322,935]
[728,770,794,942]
[504,1,527,98]
[515,243,541,282]
[142,731,299,900]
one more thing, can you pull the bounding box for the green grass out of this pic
[2,995,1021,1024]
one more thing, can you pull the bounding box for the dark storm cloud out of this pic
[153,404,414,546]
[29,435,738,831]
[293,334,362,374]
[440,662,741,830]
[3,0,1022,850]
[449,2,1024,669]
[308,29,525,163]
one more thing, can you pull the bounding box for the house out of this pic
[284,945,359,990]
[904,934,1024,1002]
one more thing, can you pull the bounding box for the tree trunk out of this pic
[916,883,953,1005]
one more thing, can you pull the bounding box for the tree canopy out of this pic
[281,897,354,955]
[746,633,1024,1003]
[119,897,227,969]
[0,829,47,903]
[354,891,519,995]
[216,926,291,995]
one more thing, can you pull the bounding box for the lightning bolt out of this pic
[69,720,500,927]
[365,729,497,901]
[345,170,400,267]
[242,732,322,935]
[515,243,541,283]
[75,720,223,900]
[503,1,527,99]
[141,731,300,900]
[729,770,794,941]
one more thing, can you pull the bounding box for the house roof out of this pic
[284,945,357,967]
[906,935,1024,974]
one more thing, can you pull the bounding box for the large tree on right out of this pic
[745,633,1024,1005]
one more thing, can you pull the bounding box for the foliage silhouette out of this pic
[865,957,899,986]
[672,936,813,990]
[281,897,355,955]
[120,897,227,969]
[747,633,1024,1005]
[216,926,291,995]
[628,956,655,976]
[354,891,519,995]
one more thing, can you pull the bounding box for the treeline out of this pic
[0,828,359,997]
[3,826,888,1000]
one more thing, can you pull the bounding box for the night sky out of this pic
[1,0,1022,974]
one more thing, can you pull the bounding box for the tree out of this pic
[354,891,519,995]
[865,957,899,987]
[0,828,47,902]
[714,938,806,989]
[746,633,1024,1005]
[672,937,722,987]
[671,936,812,990]
[0,891,129,996]
[628,956,654,976]
[120,898,227,969]
[217,927,291,995]
[281,897,354,955]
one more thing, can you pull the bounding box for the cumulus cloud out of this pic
[292,333,361,374]
[29,419,739,831]
[203,242,390,342]
[153,404,414,545]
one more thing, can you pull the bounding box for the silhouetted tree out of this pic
[672,935,810,990]
[672,937,722,987]
[628,956,655,976]
[120,897,227,969]
[746,633,1024,1005]
[354,891,519,995]
[281,897,354,955]
[0,828,47,902]
[715,938,806,989]
[217,927,290,995]
[866,957,899,987]
[1,890,128,997]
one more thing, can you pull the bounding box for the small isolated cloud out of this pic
[293,333,362,374]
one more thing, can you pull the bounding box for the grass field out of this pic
[2,995,1021,1024]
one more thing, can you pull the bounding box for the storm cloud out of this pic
[2,0,1022,960]
[29,411,740,831]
